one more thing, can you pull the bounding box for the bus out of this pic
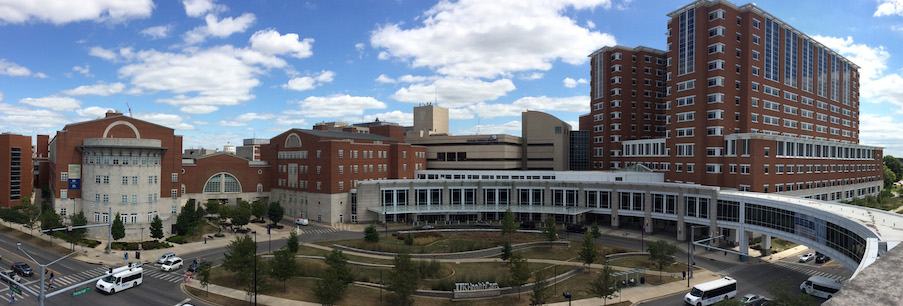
[96,263,143,294]
[800,275,843,299]
[684,276,738,306]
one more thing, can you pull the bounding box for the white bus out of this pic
[684,276,738,306]
[800,275,843,299]
[96,263,143,294]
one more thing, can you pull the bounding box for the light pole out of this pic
[252,231,258,306]
[17,242,78,306]
[563,291,572,306]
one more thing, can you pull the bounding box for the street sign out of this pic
[9,286,20,295]
[72,287,90,297]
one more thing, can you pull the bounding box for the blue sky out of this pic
[2,0,903,156]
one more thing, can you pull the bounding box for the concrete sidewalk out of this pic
[184,279,319,306]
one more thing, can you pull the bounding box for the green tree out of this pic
[404,233,414,245]
[647,240,677,281]
[205,199,221,215]
[251,201,267,222]
[364,224,379,243]
[509,254,531,299]
[529,270,550,306]
[768,276,816,306]
[39,210,63,231]
[324,250,353,284]
[198,261,212,297]
[267,202,284,225]
[218,204,233,225]
[195,205,206,223]
[500,208,517,237]
[589,262,619,305]
[315,268,346,305]
[285,229,300,253]
[885,155,903,179]
[590,222,602,240]
[222,235,264,298]
[578,231,598,267]
[66,211,88,249]
[543,216,558,242]
[149,215,164,241]
[111,213,126,241]
[386,253,418,306]
[22,197,41,236]
[176,200,197,235]
[500,241,513,261]
[269,248,297,292]
[231,201,251,229]
[884,166,897,189]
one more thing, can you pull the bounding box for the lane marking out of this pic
[175,298,191,306]
[0,244,59,275]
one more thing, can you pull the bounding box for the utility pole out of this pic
[17,243,77,306]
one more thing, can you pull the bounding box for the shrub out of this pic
[404,234,414,246]
[81,239,101,248]
[214,233,225,237]
[110,240,173,250]
[166,235,189,244]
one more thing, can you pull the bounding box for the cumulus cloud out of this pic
[391,77,516,108]
[811,35,903,111]
[468,96,589,119]
[0,59,45,78]
[0,103,71,131]
[182,0,224,17]
[72,65,92,77]
[134,113,195,131]
[75,106,111,119]
[0,0,154,25]
[19,96,82,111]
[519,72,544,80]
[370,0,616,78]
[217,120,246,127]
[62,82,125,96]
[117,46,262,113]
[374,74,438,84]
[140,25,173,39]
[249,29,314,59]
[283,70,335,91]
[563,77,588,88]
[455,120,521,135]
[860,113,903,156]
[89,46,118,61]
[448,108,475,120]
[184,13,255,44]
[288,95,387,117]
[0,91,3,102]
[235,112,274,121]
[875,0,903,17]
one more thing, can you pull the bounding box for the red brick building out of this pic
[47,110,183,239]
[262,128,425,223]
[181,152,272,205]
[582,0,883,201]
[0,133,33,208]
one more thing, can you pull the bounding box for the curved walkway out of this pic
[183,241,723,305]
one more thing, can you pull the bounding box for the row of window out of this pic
[83,154,161,166]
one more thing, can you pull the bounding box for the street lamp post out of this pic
[17,242,78,306]
[252,231,258,306]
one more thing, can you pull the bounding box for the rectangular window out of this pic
[677,8,696,75]
[764,19,780,82]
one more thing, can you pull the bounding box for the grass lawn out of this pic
[185,221,221,243]
[546,268,681,304]
[508,242,634,262]
[186,286,247,306]
[321,232,548,254]
[297,246,396,265]
[607,256,696,273]
[770,238,799,252]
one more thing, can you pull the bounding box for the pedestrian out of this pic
[682,271,686,279]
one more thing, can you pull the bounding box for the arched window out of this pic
[203,173,242,193]
[285,133,302,148]
[257,183,263,193]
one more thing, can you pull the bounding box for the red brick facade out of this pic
[0,134,33,207]
[182,153,271,195]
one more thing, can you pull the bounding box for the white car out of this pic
[799,252,815,262]
[161,257,183,272]
[294,217,309,226]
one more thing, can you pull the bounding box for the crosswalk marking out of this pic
[773,261,847,281]
[298,228,344,235]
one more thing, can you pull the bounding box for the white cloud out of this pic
[193,121,210,125]
[519,72,544,80]
[217,120,247,127]
[135,113,195,131]
[391,77,516,108]
[892,25,903,32]
[0,91,3,102]
[62,82,125,96]
[811,35,903,111]
[289,95,387,117]
[235,112,274,121]
[274,116,307,126]
[180,105,220,114]
[249,29,314,59]
[455,120,521,135]
[875,0,903,17]
[0,103,71,131]
[89,46,118,61]
[357,111,414,126]
[0,0,154,25]
[448,108,474,120]
[0,59,44,77]
[563,77,588,88]
[375,74,395,83]
[72,65,92,77]
[616,0,635,10]
[75,106,111,119]
[182,0,224,17]
[19,96,82,111]
[355,43,365,51]
[860,113,903,156]
[117,46,262,112]
[184,13,255,44]
[468,96,588,119]
[140,25,173,39]
[586,20,595,29]
[283,70,335,91]
[370,0,616,78]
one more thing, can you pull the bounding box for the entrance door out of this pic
[339,214,344,223]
